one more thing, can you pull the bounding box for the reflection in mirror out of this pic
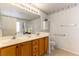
[0,3,40,36]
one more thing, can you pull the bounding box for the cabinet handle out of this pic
[34,48,36,50]
[16,46,18,48]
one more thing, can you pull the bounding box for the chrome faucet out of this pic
[12,33,16,39]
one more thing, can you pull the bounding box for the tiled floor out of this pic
[48,48,77,56]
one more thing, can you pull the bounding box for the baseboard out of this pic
[57,47,79,56]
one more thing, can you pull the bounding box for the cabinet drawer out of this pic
[32,40,38,46]
[22,41,32,46]
[38,38,45,56]
[33,46,38,52]
[33,51,38,56]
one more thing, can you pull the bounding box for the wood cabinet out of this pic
[39,38,44,56]
[0,45,17,56]
[0,36,48,56]
[20,41,32,56]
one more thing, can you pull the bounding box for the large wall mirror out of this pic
[0,3,49,36]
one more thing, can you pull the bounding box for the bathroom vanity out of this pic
[0,32,49,56]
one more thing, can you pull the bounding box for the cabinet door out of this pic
[20,41,32,56]
[44,37,48,53]
[0,45,17,56]
[39,38,44,56]
[16,44,21,56]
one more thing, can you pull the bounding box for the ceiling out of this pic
[32,3,77,14]
[0,3,77,20]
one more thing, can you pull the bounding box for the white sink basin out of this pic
[28,34,37,37]
[16,36,29,40]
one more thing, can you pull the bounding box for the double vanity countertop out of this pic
[0,32,49,48]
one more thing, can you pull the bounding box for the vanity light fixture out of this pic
[10,3,40,15]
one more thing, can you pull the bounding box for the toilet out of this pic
[48,36,56,54]
[51,41,56,50]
